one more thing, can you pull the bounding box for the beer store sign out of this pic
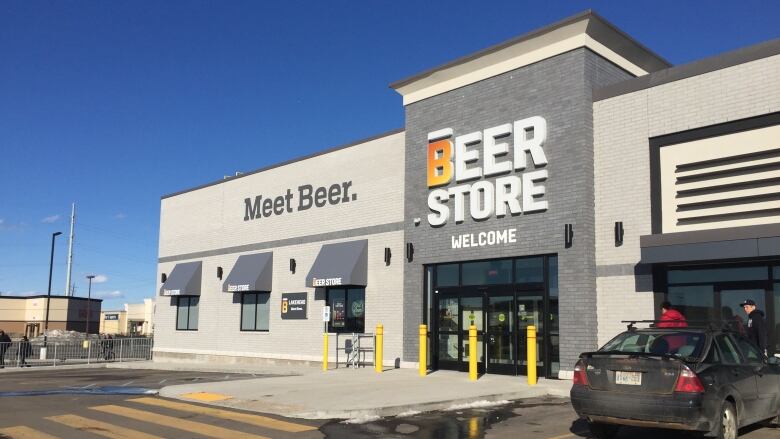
[426,116,550,227]
[281,292,307,320]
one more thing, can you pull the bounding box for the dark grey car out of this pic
[570,324,780,439]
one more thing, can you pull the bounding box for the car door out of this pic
[715,334,760,425]
[734,335,779,420]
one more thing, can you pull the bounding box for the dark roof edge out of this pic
[595,38,780,102]
[161,127,405,200]
[0,295,103,301]
[389,9,670,91]
[640,223,780,248]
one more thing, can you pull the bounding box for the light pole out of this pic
[44,231,62,347]
[86,275,95,338]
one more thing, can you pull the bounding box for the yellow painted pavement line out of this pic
[46,414,166,439]
[179,391,233,402]
[0,426,59,439]
[546,434,575,439]
[89,405,270,439]
[129,397,316,433]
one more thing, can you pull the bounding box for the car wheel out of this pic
[588,421,619,439]
[712,401,738,439]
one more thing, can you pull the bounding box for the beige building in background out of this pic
[0,295,101,338]
[99,298,155,336]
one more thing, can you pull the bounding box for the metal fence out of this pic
[0,337,153,368]
[332,332,374,369]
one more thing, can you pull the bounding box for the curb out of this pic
[158,386,571,420]
[0,363,108,374]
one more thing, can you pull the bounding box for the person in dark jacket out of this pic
[0,329,11,368]
[740,299,767,354]
[657,301,688,328]
[18,335,32,367]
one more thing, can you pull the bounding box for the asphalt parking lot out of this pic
[0,368,777,439]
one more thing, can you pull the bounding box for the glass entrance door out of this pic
[517,292,544,377]
[486,295,514,374]
[436,296,460,371]
[460,296,485,373]
[435,294,485,373]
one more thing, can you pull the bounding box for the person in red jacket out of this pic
[657,301,688,328]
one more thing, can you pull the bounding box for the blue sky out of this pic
[1,1,779,310]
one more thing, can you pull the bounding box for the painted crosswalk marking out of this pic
[90,404,271,439]
[46,414,165,439]
[0,426,59,439]
[129,397,316,432]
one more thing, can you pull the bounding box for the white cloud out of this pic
[95,290,124,299]
[0,219,22,231]
[41,214,61,224]
[114,212,127,220]
[92,274,109,283]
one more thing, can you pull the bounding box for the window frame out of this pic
[175,296,199,331]
[734,334,765,363]
[715,334,744,365]
[326,287,366,333]
[240,292,271,332]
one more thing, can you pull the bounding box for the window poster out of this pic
[332,298,346,328]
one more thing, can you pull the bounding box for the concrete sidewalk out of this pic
[158,366,572,420]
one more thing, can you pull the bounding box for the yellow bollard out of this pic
[468,324,477,381]
[527,325,537,385]
[419,324,427,376]
[322,333,328,371]
[375,323,384,373]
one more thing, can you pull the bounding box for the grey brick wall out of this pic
[402,48,633,376]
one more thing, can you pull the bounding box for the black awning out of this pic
[640,223,780,264]
[160,261,202,296]
[306,239,368,287]
[222,252,273,292]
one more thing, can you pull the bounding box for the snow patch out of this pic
[396,410,421,417]
[341,414,382,424]
[445,400,510,411]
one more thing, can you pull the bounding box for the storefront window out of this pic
[774,284,780,353]
[462,260,512,285]
[241,292,270,331]
[436,264,459,287]
[668,266,767,284]
[668,285,716,322]
[176,296,199,331]
[328,288,365,333]
[516,257,544,284]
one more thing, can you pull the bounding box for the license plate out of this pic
[615,371,642,386]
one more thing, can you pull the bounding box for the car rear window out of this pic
[601,332,706,358]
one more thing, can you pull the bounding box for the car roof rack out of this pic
[621,320,736,332]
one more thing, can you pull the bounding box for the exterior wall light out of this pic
[564,224,574,248]
[615,221,624,247]
[290,258,296,274]
[217,266,223,280]
[161,273,167,283]
[406,242,414,262]
[384,247,391,266]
